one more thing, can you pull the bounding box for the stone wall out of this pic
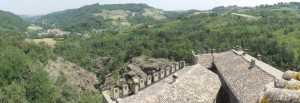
[102,61,186,102]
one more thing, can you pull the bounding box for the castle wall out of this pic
[139,79,145,89]
[113,88,120,99]
[153,72,159,82]
[175,63,179,71]
[171,65,175,73]
[122,84,129,97]
[133,83,139,94]
[160,69,165,79]
[147,76,152,86]
[165,67,170,76]
[102,90,114,103]
[103,61,187,102]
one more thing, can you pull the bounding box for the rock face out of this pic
[92,57,111,69]
[45,57,98,93]
[130,57,176,72]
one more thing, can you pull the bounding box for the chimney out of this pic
[257,53,262,60]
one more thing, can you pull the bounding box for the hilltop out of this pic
[1,2,300,103]
[54,2,300,79]
[35,3,168,33]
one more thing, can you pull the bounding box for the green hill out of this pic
[0,10,29,33]
[37,3,168,33]
[1,2,300,102]
[53,2,300,79]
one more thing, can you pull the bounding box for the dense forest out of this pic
[0,34,102,102]
[35,3,168,33]
[0,10,29,34]
[1,2,300,102]
[54,2,300,78]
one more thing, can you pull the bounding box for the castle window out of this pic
[115,89,118,93]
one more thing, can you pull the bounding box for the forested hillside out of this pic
[1,2,300,102]
[0,10,28,34]
[0,11,102,102]
[53,2,300,81]
[36,3,169,33]
[0,35,102,102]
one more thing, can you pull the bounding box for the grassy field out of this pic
[93,10,128,20]
[31,38,56,46]
[27,24,43,31]
[231,13,261,20]
[142,8,166,20]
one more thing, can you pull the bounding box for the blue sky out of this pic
[0,0,298,15]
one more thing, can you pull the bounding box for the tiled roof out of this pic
[196,54,213,68]
[213,51,276,103]
[118,64,221,103]
[238,51,283,79]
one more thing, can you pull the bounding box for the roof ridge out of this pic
[231,49,283,79]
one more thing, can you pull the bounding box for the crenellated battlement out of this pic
[101,57,186,103]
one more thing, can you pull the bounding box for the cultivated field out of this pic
[32,38,56,46]
[27,24,43,31]
[142,8,166,20]
[231,13,261,20]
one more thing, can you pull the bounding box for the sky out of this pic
[0,0,298,15]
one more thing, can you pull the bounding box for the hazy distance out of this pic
[0,0,297,15]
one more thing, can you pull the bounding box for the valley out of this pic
[0,2,300,103]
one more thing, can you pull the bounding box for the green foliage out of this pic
[24,42,56,64]
[0,45,29,85]
[0,10,29,33]
[36,3,163,33]
[54,2,300,81]
[0,34,101,102]
[26,69,57,103]
[0,81,28,103]
[1,2,300,102]
[78,91,102,103]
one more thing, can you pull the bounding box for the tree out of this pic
[0,46,29,85]
[0,81,28,103]
[26,69,57,103]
